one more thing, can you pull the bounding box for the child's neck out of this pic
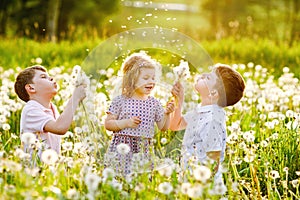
[131,93,149,100]
[200,97,217,106]
[30,96,52,108]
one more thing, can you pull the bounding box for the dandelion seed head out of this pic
[269,170,280,179]
[193,165,211,183]
[187,184,203,198]
[84,172,101,192]
[291,179,299,188]
[116,143,130,155]
[67,188,80,200]
[102,167,115,181]
[41,149,58,165]
[21,132,36,146]
[158,182,173,195]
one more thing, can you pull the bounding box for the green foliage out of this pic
[0,37,299,79]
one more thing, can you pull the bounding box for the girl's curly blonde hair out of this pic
[121,52,160,97]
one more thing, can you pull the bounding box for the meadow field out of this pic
[0,37,300,199]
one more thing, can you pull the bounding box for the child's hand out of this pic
[73,84,87,102]
[171,81,184,104]
[165,99,175,114]
[127,116,142,128]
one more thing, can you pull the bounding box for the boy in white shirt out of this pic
[170,64,245,184]
[14,65,86,156]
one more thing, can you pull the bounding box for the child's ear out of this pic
[25,84,35,93]
[209,90,219,99]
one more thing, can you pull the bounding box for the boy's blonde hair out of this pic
[14,65,47,102]
[121,52,159,97]
[214,64,245,107]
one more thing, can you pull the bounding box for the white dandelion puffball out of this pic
[72,65,90,87]
[193,165,212,183]
[41,149,58,165]
[173,60,190,82]
[84,172,101,192]
[116,143,130,155]
[21,132,36,146]
[158,182,173,195]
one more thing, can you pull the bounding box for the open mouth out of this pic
[145,85,154,90]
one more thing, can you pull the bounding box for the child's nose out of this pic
[49,77,54,81]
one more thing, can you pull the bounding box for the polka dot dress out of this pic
[104,95,164,175]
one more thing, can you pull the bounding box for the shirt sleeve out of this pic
[203,120,223,152]
[23,107,54,133]
[107,95,123,116]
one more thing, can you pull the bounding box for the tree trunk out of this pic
[289,0,300,46]
[47,0,61,43]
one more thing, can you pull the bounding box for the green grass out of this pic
[1,37,299,79]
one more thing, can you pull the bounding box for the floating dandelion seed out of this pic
[116,143,130,155]
[41,149,58,165]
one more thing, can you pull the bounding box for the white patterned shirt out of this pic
[181,104,226,170]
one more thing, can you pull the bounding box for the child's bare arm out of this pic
[207,151,221,172]
[157,100,175,131]
[44,85,86,135]
[104,114,141,131]
[170,82,186,130]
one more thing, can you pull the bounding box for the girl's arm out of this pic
[169,82,187,131]
[104,113,141,131]
[156,100,174,131]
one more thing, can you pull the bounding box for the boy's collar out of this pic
[196,104,222,113]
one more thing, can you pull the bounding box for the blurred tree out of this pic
[58,0,119,40]
[201,0,249,39]
[47,0,61,42]
[200,0,299,44]
[0,0,16,35]
[289,0,300,45]
[0,0,119,41]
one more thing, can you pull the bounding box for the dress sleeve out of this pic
[203,120,223,152]
[107,95,123,116]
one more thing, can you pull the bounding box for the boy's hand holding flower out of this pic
[172,60,189,105]
[173,60,190,82]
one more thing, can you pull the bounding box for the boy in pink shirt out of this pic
[14,65,86,156]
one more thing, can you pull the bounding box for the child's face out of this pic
[194,70,219,96]
[31,70,58,95]
[134,68,156,96]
